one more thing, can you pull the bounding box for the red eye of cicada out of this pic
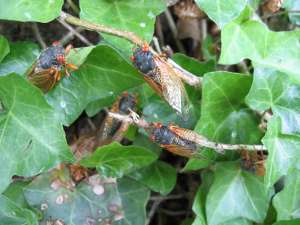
[130,56,136,62]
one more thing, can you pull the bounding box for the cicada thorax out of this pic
[149,123,197,157]
[37,44,66,71]
[97,92,137,144]
[132,44,190,116]
[240,150,265,176]
[27,42,77,92]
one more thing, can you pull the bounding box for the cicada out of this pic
[148,122,198,157]
[27,41,78,92]
[97,92,137,145]
[70,92,137,159]
[240,150,265,176]
[131,43,189,116]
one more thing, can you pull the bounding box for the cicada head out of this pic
[37,42,66,70]
[148,123,197,157]
[131,44,155,74]
[118,92,137,114]
[150,123,174,145]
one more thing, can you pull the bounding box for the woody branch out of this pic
[108,112,267,152]
[59,11,202,86]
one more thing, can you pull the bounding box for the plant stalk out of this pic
[59,11,202,86]
[108,112,267,153]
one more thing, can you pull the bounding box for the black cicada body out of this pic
[149,122,197,157]
[131,43,189,115]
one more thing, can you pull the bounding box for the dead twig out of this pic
[66,0,80,14]
[107,112,267,152]
[59,26,86,46]
[59,11,202,86]
[164,9,186,53]
[57,17,93,46]
[31,23,47,49]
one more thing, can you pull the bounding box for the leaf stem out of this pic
[60,11,144,46]
[108,112,267,153]
[59,11,202,86]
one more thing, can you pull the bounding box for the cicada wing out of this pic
[26,61,38,77]
[168,125,198,143]
[161,144,197,158]
[27,68,57,92]
[143,73,164,97]
[154,57,190,116]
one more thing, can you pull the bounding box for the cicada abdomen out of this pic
[27,41,78,92]
[131,44,190,116]
[148,122,197,157]
[97,92,137,145]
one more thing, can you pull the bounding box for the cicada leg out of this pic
[65,63,78,76]
[65,44,73,55]
[53,69,61,81]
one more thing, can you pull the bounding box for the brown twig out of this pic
[60,11,143,46]
[164,9,186,53]
[31,23,47,49]
[262,10,300,19]
[59,26,86,45]
[59,11,202,86]
[57,17,93,46]
[107,112,267,152]
[145,199,162,225]
[66,0,80,14]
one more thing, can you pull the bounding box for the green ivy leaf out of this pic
[46,44,143,125]
[80,142,158,178]
[182,152,215,172]
[3,181,32,209]
[0,0,63,22]
[220,20,300,84]
[85,95,117,117]
[0,35,9,63]
[195,0,247,28]
[273,169,300,221]
[143,99,196,129]
[129,161,177,195]
[219,218,252,225]
[283,0,300,25]
[0,195,38,225]
[188,72,262,170]
[0,74,73,193]
[246,67,300,135]
[206,162,270,225]
[192,171,214,225]
[172,54,216,76]
[197,72,262,144]
[24,170,123,225]
[273,219,300,225]
[133,133,162,156]
[0,42,39,77]
[262,117,300,189]
[115,178,150,225]
[80,0,165,55]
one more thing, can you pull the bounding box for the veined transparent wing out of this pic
[153,56,190,115]
[27,68,57,92]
